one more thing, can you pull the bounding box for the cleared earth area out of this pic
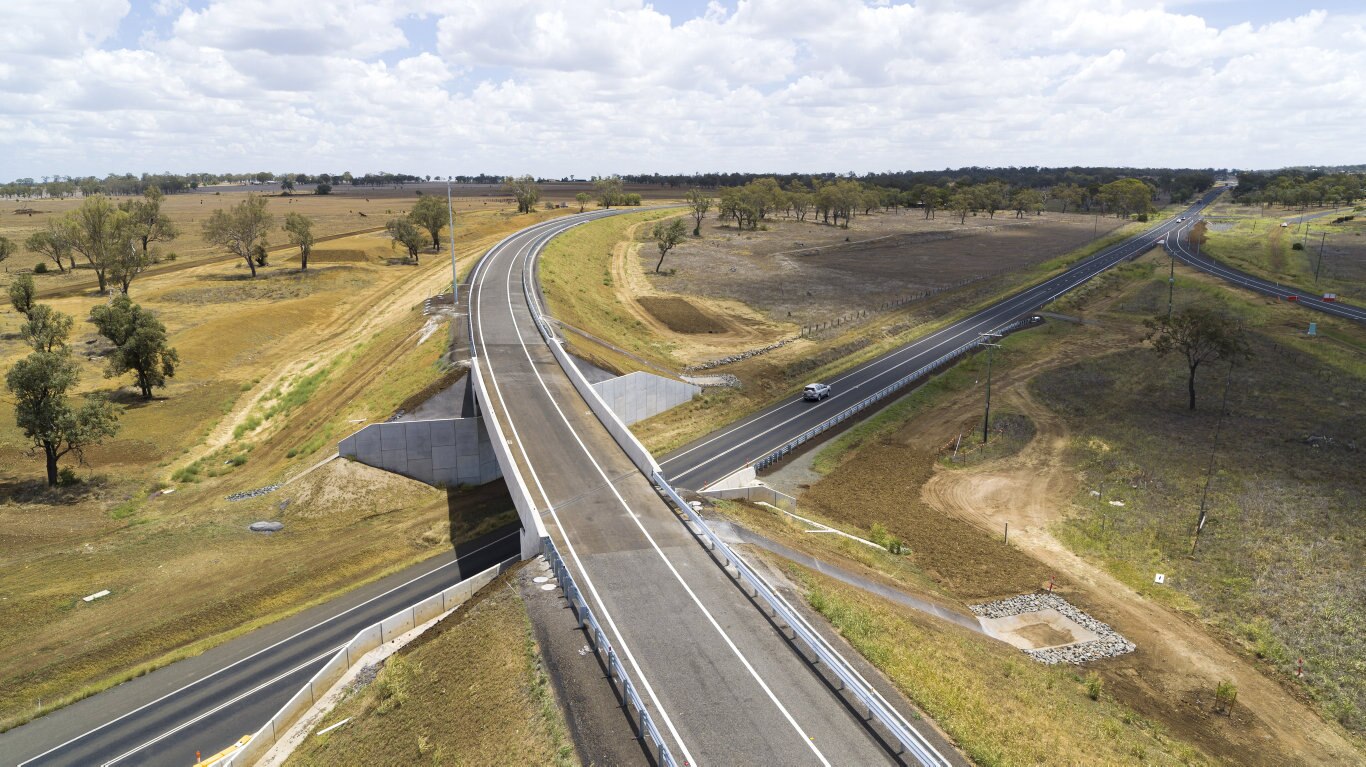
[652,211,1123,326]
[755,254,1364,765]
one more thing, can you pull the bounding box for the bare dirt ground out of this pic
[796,274,1363,765]
[651,211,1123,326]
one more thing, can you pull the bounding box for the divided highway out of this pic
[0,528,518,766]
[470,211,950,765]
[661,189,1225,490]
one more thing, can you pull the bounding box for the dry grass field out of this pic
[776,255,1365,764]
[0,195,569,729]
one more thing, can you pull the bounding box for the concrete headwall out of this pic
[338,417,501,487]
[591,371,700,425]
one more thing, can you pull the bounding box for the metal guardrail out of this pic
[542,537,678,767]
[752,317,1030,470]
[652,472,951,767]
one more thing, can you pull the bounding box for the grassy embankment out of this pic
[286,568,577,767]
[0,205,557,730]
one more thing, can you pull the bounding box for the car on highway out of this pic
[803,382,832,401]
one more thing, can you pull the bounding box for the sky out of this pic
[2,0,1363,181]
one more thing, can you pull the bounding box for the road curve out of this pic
[660,190,1225,490]
[1167,217,1366,323]
[470,210,956,765]
[0,527,519,767]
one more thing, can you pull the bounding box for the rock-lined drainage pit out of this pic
[971,593,1135,664]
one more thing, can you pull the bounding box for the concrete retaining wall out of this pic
[338,417,501,488]
[702,484,798,512]
[546,336,661,477]
[591,371,699,425]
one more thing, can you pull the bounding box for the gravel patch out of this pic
[971,592,1136,664]
[227,484,281,501]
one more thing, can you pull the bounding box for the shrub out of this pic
[1214,680,1237,714]
[1085,672,1104,700]
[1291,242,1304,250]
[57,466,79,486]
[34,262,48,274]
[1136,213,1149,222]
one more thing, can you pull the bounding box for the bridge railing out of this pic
[652,472,951,767]
[542,537,678,767]
[751,318,1029,471]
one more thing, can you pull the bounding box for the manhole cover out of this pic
[540,584,557,591]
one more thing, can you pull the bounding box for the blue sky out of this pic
[3,1,1364,179]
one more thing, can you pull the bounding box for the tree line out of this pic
[621,166,1215,201]
[1229,170,1365,209]
[669,175,1162,234]
[0,171,521,200]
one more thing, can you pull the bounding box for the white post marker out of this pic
[1154,573,1166,584]
[83,589,111,602]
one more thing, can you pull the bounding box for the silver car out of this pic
[803,383,831,401]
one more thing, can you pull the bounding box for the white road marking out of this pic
[98,647,343,766]
[489,227,832,764]
[472,219,699,767]
[17,531,518,766]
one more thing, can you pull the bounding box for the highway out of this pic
[470,210,952,765]
[659,190,1225,490]
[0,526,519,767]
[1167,217,1366,323]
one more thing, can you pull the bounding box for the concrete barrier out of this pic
[220,557,515,767]
[470,356,547,560]
[701,485,798,512]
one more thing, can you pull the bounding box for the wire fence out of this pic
[799,271,1010,338]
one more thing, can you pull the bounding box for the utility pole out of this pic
[1314,232,1327,285]
[1167,243,1176,321]
[447,177,458,307]
[980,332,1002,444]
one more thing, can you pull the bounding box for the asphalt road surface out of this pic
[659,190,1226,490]
[0,526,519,767]
[470,211,958,765]
[1167,217,1366,323]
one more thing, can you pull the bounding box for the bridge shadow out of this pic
[444,481,519,576]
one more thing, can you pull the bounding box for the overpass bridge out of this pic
[466,211,951,765]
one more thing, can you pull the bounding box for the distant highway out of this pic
[660,190,1225,490]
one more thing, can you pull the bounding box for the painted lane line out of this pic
[504,234,833,765]
[99,646,343,766]
[16,530,519,766]
[667,207,1208,485]
[472,218,697,766]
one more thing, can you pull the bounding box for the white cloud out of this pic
[1,0,1365,179]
